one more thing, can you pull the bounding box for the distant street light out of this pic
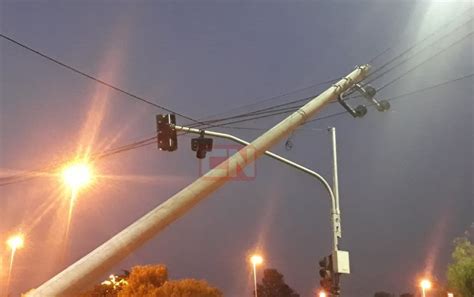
[420,279,432,297]
[6,234,25,296]
[7,235,24,252]
[447,293,454,297]
[318,290,327,297]
[250,254,263,297]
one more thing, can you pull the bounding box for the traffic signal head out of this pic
[319,257,331,278]
[191,134,213,159]
[318,255,333,291]
[354,83,390,112]
[337,93,367,118]
[156,114,178,151]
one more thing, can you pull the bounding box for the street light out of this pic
[420,279,432,297]
[250,254,263,297]
[7,235,24,252]
[6,234,24,296]
[61,161,94,239]
[61,162,93,192]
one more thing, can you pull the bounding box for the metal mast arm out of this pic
[175,125,340,250]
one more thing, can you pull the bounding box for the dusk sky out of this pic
[0,1,473,296]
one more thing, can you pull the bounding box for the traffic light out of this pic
[353,83,390,112]
[156,114,178,151]
[319,255,333,292]
[318,254,341,296]
[191,133,213,159]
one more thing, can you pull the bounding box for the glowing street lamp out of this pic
[420,279,432,297]
[447,293,454,297]
[7,235,24,252]
[61,162,94,239]
[250,254,263,297]
[6,234,25,295]
[61,162,93,192]
[318,290,327,297]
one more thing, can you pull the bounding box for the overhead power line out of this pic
[187,26,472,130]
[187,71,474,129]
[305,72,474,124]
[0,72,471,188]
[194,11,474,130]
[368,7,473,65]
[366,17,473,84]
[377,31,473,91]
[0,33,205,125]
[196,77,338,123]
[1,8,472,187]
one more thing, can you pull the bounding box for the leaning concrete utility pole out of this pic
[25,65,371,297]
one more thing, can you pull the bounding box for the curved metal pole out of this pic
[175,125,340,251]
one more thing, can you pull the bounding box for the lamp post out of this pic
[250,255,263,297]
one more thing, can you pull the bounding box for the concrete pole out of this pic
[25,65,371,297]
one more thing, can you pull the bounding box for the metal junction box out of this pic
[332,250,350,274]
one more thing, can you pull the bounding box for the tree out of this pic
[256,268,299,297]
[118,264,168,297]
[78,271,129,297]
[77,264,222,297]
[399,294,414,297]
[154,279,223,297]
[447,236,474,297]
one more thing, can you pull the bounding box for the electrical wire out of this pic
[366,17,473,84]
[187,15,474,131]
[368,7,473,66]
[0,33,206,126]
[196,78,338,123]
[342,29,473,102]
[1,8,472,187]
[0,73,471,187]
[377,32,473,92]
[305,72,474,124]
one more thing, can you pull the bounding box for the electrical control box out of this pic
[332,250,350,274]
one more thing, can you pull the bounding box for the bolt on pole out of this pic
[25,65,371,297]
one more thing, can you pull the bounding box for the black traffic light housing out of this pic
[354,83,390,112]
[338,83,390,118]
[319,255,333,291]
[191,132,213,159]
[318,254,341,296]
[156,114,178,151]
[338,93,367,118]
